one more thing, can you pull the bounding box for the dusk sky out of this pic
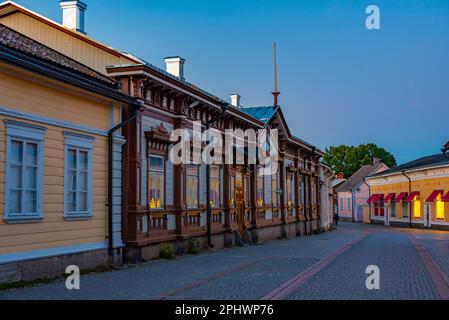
[13,0,449,165]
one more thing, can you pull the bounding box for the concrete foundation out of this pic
[0,247,118,284]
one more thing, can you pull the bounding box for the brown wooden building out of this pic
[106,58,325,260]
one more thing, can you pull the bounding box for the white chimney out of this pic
[230,94,241,108]
[60,1,87,34]
[164,56,185,80]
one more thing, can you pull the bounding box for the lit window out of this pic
[413,196,421,218]
[149,155,164,209]
[257,172,264,207]
[230,176,236,207]
[210,165,221,208]
[5,121,45,222]
[286,174,293,208]
[271,168,279,206]
[186,164,199,208]
[436,194,445,220]
[245,176,250,204]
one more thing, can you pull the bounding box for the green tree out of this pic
[323,143,396,178]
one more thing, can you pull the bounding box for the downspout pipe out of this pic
[108,101,144,256]
[401,170,413,228]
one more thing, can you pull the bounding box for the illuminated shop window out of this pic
[436,194,445,220]
[413,196,421,218]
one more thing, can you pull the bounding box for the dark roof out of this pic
[369,153,449,178]
[0,23,115,86]
[115,52,228,105]
[337,163,386,192]
[240,106,278,123]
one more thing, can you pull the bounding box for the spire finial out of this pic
[272,42,280,107]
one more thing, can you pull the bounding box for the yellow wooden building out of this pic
[365,145,449,230]
[0,1,138,283]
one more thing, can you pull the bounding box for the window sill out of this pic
[3,215,43,224]
[64,214,93,221]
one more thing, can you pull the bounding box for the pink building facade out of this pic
[336,162,388,222]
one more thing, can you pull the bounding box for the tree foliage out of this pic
[323,143,397,178]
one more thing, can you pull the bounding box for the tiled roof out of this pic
[369,153,449,178]
[240,106,278,123]
[337,163,386,192]
[0,23,116,86]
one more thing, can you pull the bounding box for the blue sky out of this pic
[12,0,449,165]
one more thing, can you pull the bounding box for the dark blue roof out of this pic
[240,106,278,123]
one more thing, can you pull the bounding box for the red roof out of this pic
[405,191,420,202]
[442,191,449,202]
[383,193,396,203]
[425,190,444,203]
[367,194,383,203]
[394,192,408,203]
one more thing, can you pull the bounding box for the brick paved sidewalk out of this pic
[1,223,448,300]
[0,225,363,300]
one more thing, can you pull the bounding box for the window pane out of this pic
[79,192,88,212]
[230,176,235,207]
[149,172,164,209]
[68,149,77,170]
[186,175,199,208]
[10,164,22,189]
[67,192,76,212]
[211,166,220,179]
[9,190,22,213]
[26,143,38,166]
[186,164,198,176]
[26,167,37,190]
[24,190,37,213]
[11,140,23,164]
[79,171,88,191]
[150,156,164,172]
[79,150,88,171]
[68,169,77,191]
[211,179,220,207]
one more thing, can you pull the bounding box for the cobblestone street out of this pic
[1,222,449,300]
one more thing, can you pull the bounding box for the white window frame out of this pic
[4,120,46,223]
[64,131,94,220]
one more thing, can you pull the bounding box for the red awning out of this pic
[442,191,449,202]
[404,191,420,202]
[425,190,444,203]
[394,192,408,203]
[383,193,396,203]
[367,194,383,203]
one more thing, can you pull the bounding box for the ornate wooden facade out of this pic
[107,63,325,256]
